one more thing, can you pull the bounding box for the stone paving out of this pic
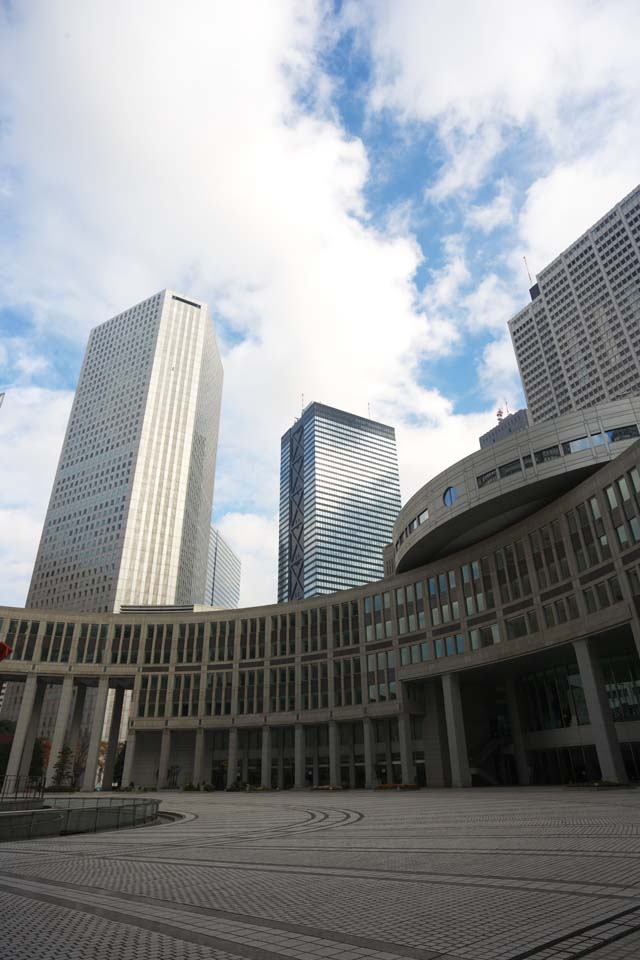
[1,787,640,960]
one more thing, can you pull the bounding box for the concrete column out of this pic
[45,675,75,788]
[423,679,449,787]
[294,723,305,788]
[121,730,136,788]
[261,726,272,789]
[241,741,249,784]
[363,717,375,788]
[385,721,393,784]
[328,721,339,787]
[277,734,285,789]
[101,687,125,791]
[505,678,530,786]
[192,727,205,785]
[312,729,319,787]
[17,680,46,780]
[157,727,171,788]
[81,676,110,792]
[397,713,415,785]
[226,727,238,789]
[442,673,471,787]
[5,676,41,781]
[629,619,640,662]
[573,638,628,783]
[67,683,87,755]
[348,724,356,788]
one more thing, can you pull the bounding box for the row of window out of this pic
[476,424,639,489]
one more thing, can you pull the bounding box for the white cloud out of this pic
[0,388,73,605]
[1,2,635,608]
[427,125,504,202]
[517,159,639,278]
[461,274,520,335]
[478,335,523,407]
[0,2,466,605]
[467,180,514,233]
[216,512,279,608]
[350,0,640,192]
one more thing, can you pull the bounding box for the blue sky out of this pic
[0,0,639,605]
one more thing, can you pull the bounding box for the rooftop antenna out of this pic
[367,402,371,419]
[523,255,533,286]
[504,397,510,416]
[301,393,304,413]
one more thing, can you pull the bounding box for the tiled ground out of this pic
[1,787,640,960]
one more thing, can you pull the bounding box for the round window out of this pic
[443,486,457,507]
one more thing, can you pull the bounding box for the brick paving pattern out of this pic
[1,787,640,959]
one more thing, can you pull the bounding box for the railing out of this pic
[0,775,45,802]
[0,797,160,842]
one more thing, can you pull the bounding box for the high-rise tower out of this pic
[509,185,640,423]
[206,526,241,608]
[278,402,401,601]
[27,289,223,612]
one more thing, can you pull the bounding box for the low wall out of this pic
[0,798,160,842]
[0,798,45,812]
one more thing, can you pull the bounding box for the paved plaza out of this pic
[1,788,640,960]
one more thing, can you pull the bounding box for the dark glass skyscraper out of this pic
[278,402,401,601]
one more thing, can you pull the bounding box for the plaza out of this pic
[2,787,640,959]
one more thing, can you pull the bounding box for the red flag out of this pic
[0,642,12,662]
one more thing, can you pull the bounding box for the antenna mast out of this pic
[523,255,533,285]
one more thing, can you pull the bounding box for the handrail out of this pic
[0,775,45,802]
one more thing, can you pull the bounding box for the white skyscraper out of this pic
[27,289,223,612]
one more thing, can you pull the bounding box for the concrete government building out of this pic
[3,397,640,790]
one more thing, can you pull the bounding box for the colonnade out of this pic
[2,635,631,790]
[5,674,127,791]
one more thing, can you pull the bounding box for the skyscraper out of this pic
[27,289,223,612]
[509,184,640,423]
[278,402,401,601]
[479,409,530,449]
[206,526,241,608]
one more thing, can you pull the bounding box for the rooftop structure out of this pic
[479,408,530,449]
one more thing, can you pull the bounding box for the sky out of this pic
[1,0,639,607]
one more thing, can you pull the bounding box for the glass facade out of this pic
[277,403,401,600]
[206,527,241,609]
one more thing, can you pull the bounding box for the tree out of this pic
[72,731,90,788]
[51,746,73,788]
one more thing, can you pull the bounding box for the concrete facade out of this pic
[4,438,640,789]
[392,397,640,574]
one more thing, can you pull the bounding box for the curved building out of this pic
[3,419,640,790]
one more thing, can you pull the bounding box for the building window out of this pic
[443,486,457,507]
[562,436,590,455]
[606,424,639,443]
[477,469,497,489]
[534,445,561,464]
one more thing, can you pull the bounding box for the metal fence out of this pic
[0,797,160,842]
[0,775,44,802]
